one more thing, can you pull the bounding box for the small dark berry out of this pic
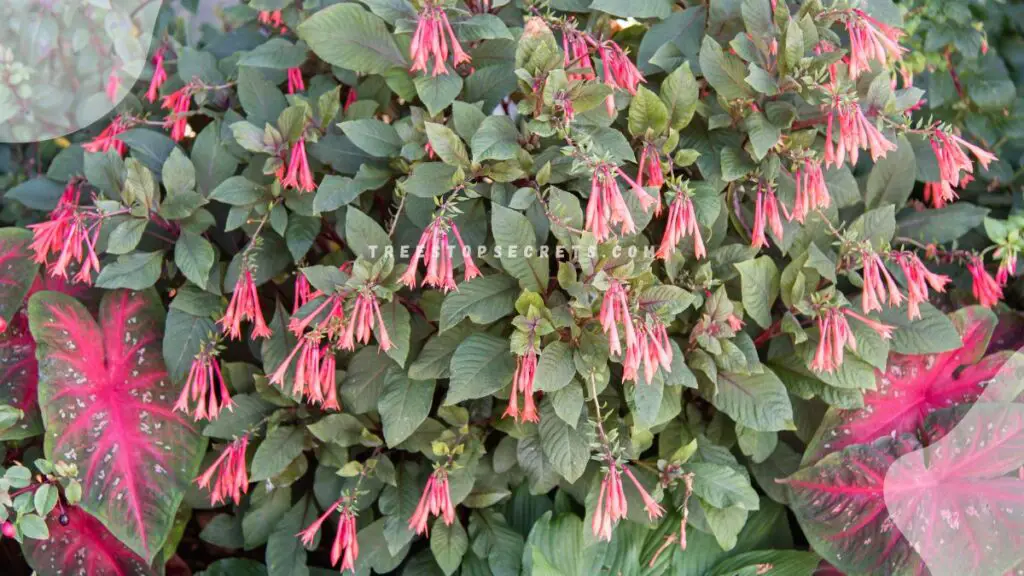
[58,514,69,526]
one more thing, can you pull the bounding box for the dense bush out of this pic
[1,0,1022,575]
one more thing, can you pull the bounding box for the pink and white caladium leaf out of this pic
[0,228,38,330]
[22,507,157,576]
[784,383,1024,575]
[0,228,42,439]
[28,289,206,562]
[0,273,93,441]
[802,306,1013,466]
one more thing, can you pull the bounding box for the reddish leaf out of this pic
[0,274,93,441]
[0,228,38,330]
[22,507,157,576]
[787,343,1024,576]
[803,307,1010,465]
[785,435,925,575]
[28,289,205,562]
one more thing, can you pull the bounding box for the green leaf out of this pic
[445,334,516,405]
[415,72,464,117]
[688,462,759,510]
[238,38,308,69]
[408,324,474,380]
[163,148,197,197]
[538,399,590,483]
[744,112,781,161]
[712,369,794,432]
[896,203,989,245]
[339,119,403,157]
[865,135,916,208]
[341,346,398,414]
[379,370,435,447]
[344,207,391,260]
[849,205,895,250]
[307,413,364,447]
[298,4,406,74]
[204,395,277,440]
[95,251,164,290]
[534,341,576,393]
[250,426,306,482]
[163,308,217,384]
[454,14,514,41]
[175,231,216,290]
[5,178,66,211]
[735,257,780,329]
[471,116,521,163]
[210,176,266,206]
[375,299,413,367]
[877,302,963,355]
[660,62,698,131]
[425,122,470,167]
[491,205,549,292]
[627,86,670,138]
[699,36,753,100]
[19,514,49,540]
[430,518,469,576]
[193,122,242,197]
[404,163,460,198]
[105,219,148,255]
[590,0,672,19]
[237,68,288,129]
[119,129,177,176]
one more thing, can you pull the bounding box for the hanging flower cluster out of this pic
[82,115,130,156]
[657,186,705,260]
[222,266,273,340]
[298,495,360,573]
[592,459,663,541]
[922,129,998,208]
[400,212,482,291]
[811,306,893,373]
[409,2,471,76]
[27,180,103,284]
[408,468,455,535]
[751,179,784,249]
[173,343,231,421]
[195,436,250,506]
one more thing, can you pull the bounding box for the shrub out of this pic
[0,0,1021,575]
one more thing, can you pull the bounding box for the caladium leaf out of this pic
[0,228,38,330]
[787,349,1024,576]
[803,307,1011,465]
[28,289,206,562]
[22,507,157,576]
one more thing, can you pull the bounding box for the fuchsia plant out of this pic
[0,0,1022,574]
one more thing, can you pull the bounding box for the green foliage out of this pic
[0,0,1022,575]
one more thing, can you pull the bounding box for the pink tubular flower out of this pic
[195,436,249,506]
[146,47,169,103]
[281,138,317,192]
[341,291,391,351]
[221,268,273,340]
[106,69,121,103]
[788,159,830,223]
[162,85,194,142]
[592,461,628,542]
[408,468,455,535]
[622,466,664,521]
[845,9,906,80]
[298,497,360,573]
[860,251,902,314]
[824,100,896,169]
[893,252,949,319]
[258,10,285,31]
[27,181,102,284]
[287,67,305,94]
[623,318,673,385]
[344,87,358,112]
[271,332,324,404]
[751,181,783,249]
[401,217,480,291]
[585,162,655,242]
[173,347,231,421]
[409,3,471,76]
[1,522,14,539]
[562,27,596,81]
[598,41,645,116]
[922,130,998,209]
[637,144,664,190]
[83,115,130,156]
[996,251,1017,287]
[293,272,317,314]
[600,280,635,358]
[968,256,1003,307]
[811,308,894,373]
[657,191,705,260]
[504,346,539,424]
